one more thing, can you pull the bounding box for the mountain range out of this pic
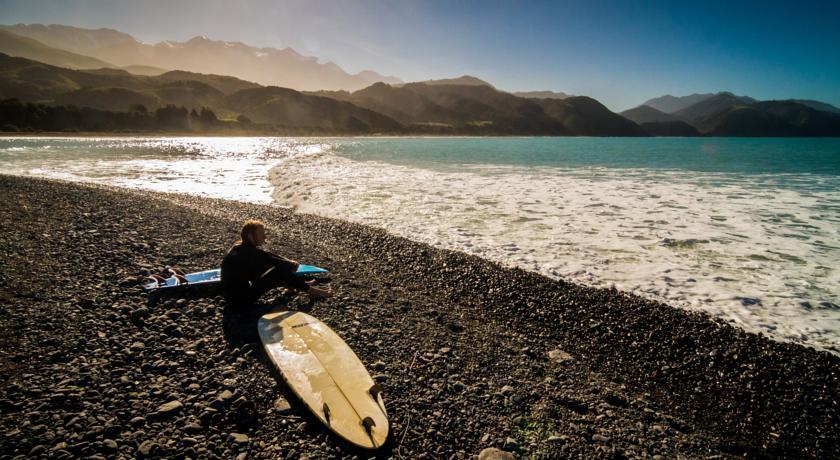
[1,23,839,136]
[623,92,840,137]
[0,52,647,135]
[0,23,401,91]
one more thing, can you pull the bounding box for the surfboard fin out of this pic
[362,416,376,431]
[173,274,188,285]
[369,384,387,417]
[362,416,379,448]
[146,275,167,288]
[323,402,331,424]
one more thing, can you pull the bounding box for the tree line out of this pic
[0,99,232,133]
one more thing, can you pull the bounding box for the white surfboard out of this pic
[257,311,389,449]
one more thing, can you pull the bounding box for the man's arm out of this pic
[257,248,299,272]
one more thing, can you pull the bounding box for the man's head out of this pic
[240,219,266,246]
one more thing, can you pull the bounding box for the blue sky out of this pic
[1,0,838,111]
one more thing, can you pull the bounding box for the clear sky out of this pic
[1,0,838,111]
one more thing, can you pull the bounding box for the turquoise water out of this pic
[335,137,840,177]
[1,136,839,351]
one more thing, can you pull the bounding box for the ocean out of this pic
[2,136,838,351]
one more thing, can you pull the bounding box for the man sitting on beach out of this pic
[221,220,332,307]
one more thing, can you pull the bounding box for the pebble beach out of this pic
[0,174,837,459]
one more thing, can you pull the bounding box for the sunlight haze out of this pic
[1,0,838,110]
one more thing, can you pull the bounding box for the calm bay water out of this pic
[2,136,839,351]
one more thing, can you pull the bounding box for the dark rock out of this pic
[129,416,146,427]
[547,435,566,444]
[137,440,159,457]
[153,400,183,418]
[592,433,610,443]
[131,307,149,321]
[273,397,292,414]
[182,422,204,434]
[503,437,519,450]
[448,322,465,333]
[548,348,573,363]
[229,432,250,444]
[103,424,121,438]
[102,439,118,452]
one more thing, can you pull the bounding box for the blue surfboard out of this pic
[144,265,329,290]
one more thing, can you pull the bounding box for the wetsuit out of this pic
[220,242,309,307]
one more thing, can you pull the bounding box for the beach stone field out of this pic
[0,175,837,459]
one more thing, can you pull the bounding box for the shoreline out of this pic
[1,174,837,458]
[4,132,840,139]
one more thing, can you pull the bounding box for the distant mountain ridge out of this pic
[0,52,650,136]
[319,81,647,135]
[634,92,840,136]
[0,23,402,91]
[620,105,680,124]
[672,92,756,121]
[643,93,719,113]
[0,29,113,69]
[620,105,701,136]
[532,96,647,136]
[512,90,571,100]
[413,75,493,87]
[696,101,840,136]
[786,99,840,114]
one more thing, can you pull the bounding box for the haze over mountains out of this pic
[0,23,401,91]
[0,52,647,135]
[1,23,839,136]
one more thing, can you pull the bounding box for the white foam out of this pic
[269,151,840,351]
[0,137,327,203]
